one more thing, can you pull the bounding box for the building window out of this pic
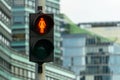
[0,11,1,19]
[0,35,2,41]
[95,76,102,80]
[15,67,19,75]
[0,11,10,27]
[13,0,24,6]
[11,66,15,73]
[32,72,35,79]
[27,0,35,9]
[28,71,32,79]
[23,69,27,77]
[86,56,91,64]
[13,16,25,24]
[19,68,23,76]
[0,57,11,71]
[12,33,25,41]
[71,57,74,66]
[99,48,103,52]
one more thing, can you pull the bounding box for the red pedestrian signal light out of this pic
[38,18,46,34]
[32,14,54,35]
[29,13,54,63]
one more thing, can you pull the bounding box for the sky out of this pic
[60,0,120,23]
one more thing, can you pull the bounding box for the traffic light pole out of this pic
[39,64,46,80]
[36,0,45,12]
[35,63,46,80]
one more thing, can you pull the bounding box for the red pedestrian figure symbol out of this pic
[38,18,46,34]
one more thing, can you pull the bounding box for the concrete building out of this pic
[77,22,120,80]
[62,34,89,79]
[0,43,35,80]
[82,38,113,80]
[11,0,35,55]
[80,36,120,80]
[0,0,35,79]
[63,33,120,80]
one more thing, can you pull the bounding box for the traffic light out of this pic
[29,13,54,63]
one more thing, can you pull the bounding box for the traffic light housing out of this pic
[29,13,54,63]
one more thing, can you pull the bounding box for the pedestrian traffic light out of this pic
[29,13,54,63]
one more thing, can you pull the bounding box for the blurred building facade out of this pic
[81,38,113,80]
[0,0,75,80]
[63,34,86,74]
[62,21,120,80]
[59,15,120,80]
[78,22,120,80]
[11,0,35,55]
[63,34,88,80]
[0,0,35,79]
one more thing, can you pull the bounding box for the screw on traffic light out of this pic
[29,12,54,64]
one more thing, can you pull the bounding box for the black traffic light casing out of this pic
[29,13,54,63]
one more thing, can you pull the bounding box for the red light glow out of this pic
[38,18,46,34]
